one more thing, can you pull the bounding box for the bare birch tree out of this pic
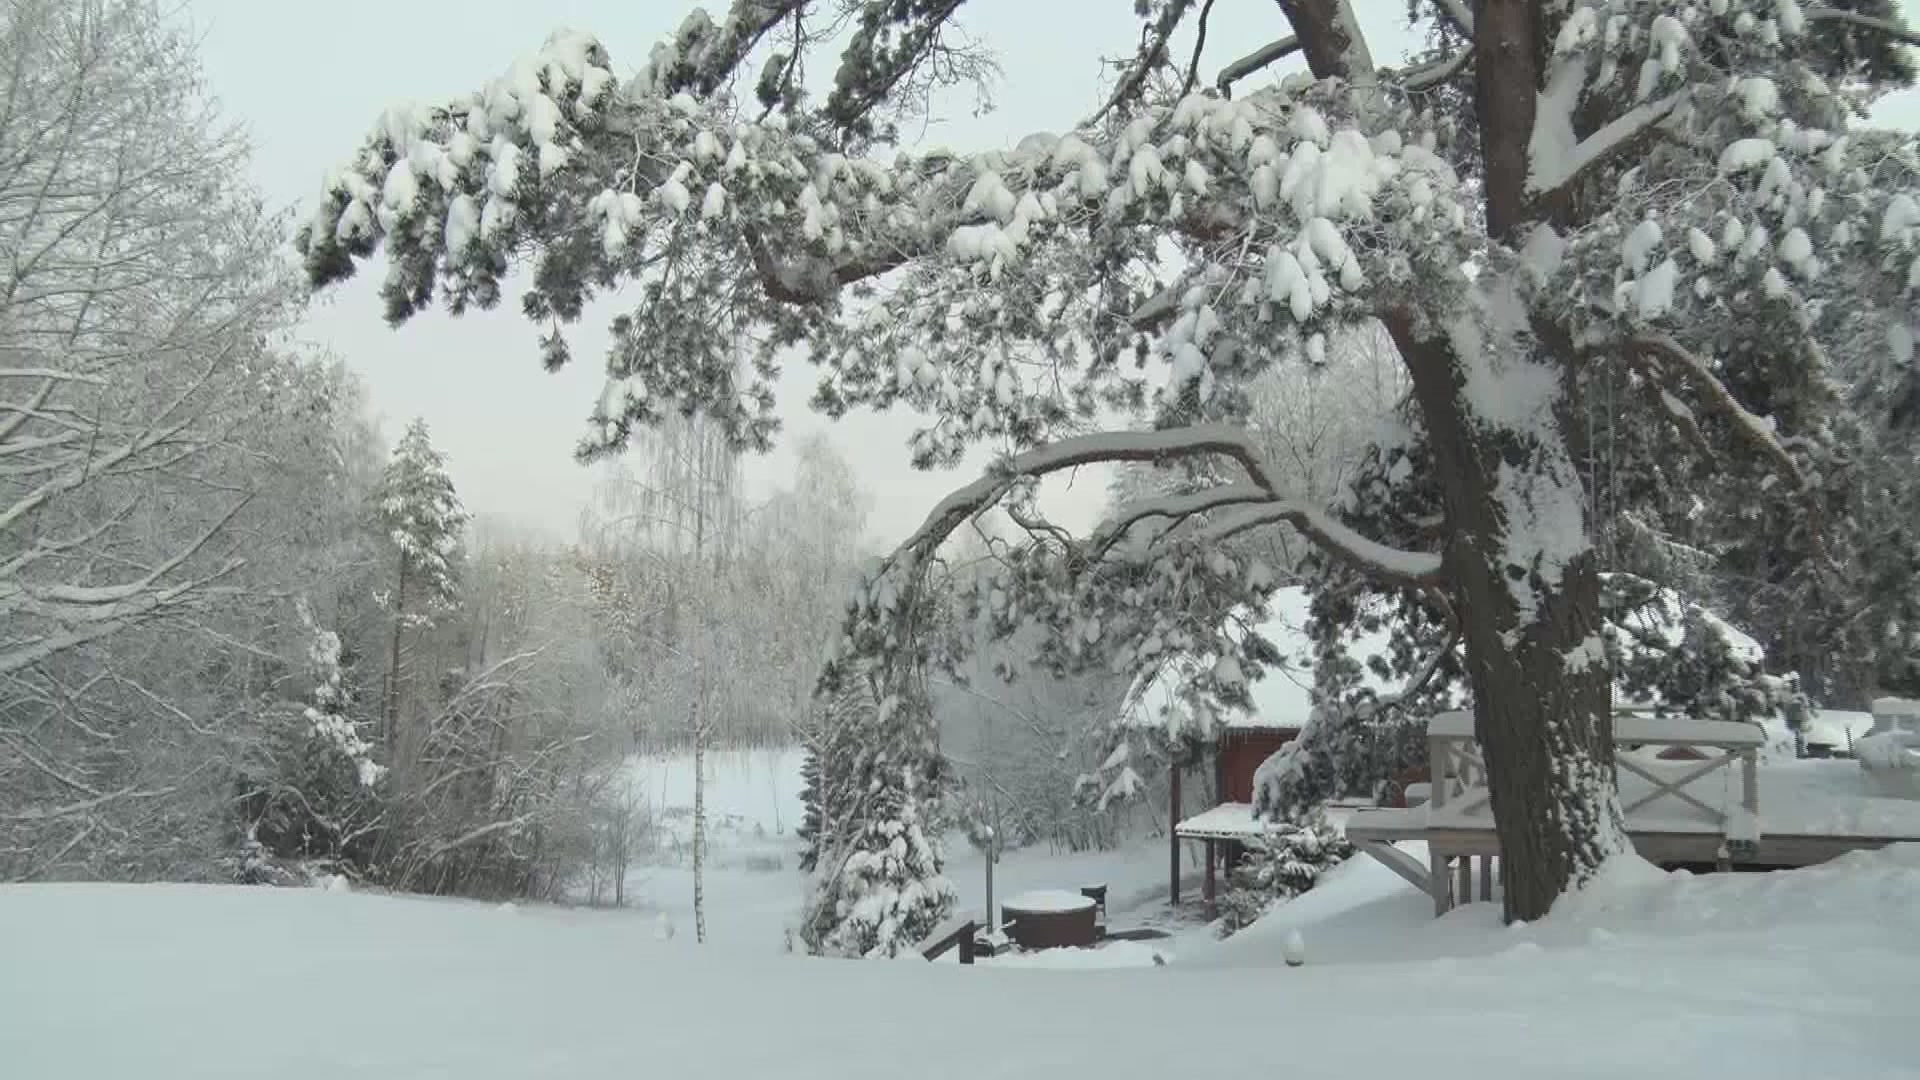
[0,0,306,872]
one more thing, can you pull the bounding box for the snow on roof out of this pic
[1174,802,1297,841]
[1804,710,1872,749]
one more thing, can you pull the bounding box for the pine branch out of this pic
[1398,48,1473,92]
[1630,333,1806,490]
[1807,5,1920,48]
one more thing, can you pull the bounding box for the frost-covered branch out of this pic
[1215,36,1300,96]
[1630,333,1805,489]
[1528,89,1688,198]
[888,425,1436,587]
[638,1,806,100]
[1397,49,1473,92]
[885,426,1272,574]
[1189,502,1442,586]
[1091,482,1271,557]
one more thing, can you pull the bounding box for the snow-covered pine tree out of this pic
[371,418,468,747]
[300,1,1920,920]
[800,662,955,958]
[1215,810,1353,938]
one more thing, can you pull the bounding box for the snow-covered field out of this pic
[8,746,1920,1078]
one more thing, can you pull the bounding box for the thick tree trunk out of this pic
[1273,0,1373,79]
[1390,311,1629,922]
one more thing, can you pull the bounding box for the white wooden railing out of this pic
[1424,710,1763,839]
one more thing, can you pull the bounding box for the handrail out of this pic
[920,916,978,964]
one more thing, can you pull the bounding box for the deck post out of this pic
[1169,763,1182,905]
[1478,854,1492,902]
[958,921,975,965]
[1455,854,1471,904]
[1203,837,1218,921]
[1741,749,1759,818]
[1427,733,1450,916]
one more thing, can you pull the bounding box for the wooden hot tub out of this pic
[1000,890,1099,950]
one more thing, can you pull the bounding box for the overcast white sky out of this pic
[188,1,1917,548]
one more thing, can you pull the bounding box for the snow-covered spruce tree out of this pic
[795,692,857,874]
[800,661,955,958]
[299,2,1920,920]
[1215,810,1353,939]
[371,418,468,749]
[235,600,386,883]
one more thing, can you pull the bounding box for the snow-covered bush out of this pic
[1215,812,1353,939]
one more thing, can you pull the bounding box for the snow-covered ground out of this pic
[11,746,1919,1077]
[8,843,1920,1078]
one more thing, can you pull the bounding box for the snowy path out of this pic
[7,845,1920,1079]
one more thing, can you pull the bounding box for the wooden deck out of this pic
[1344,711,1920,915]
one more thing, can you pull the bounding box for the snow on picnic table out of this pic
[8,844,1920,1078]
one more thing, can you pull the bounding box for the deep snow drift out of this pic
[6,843,1920,1078]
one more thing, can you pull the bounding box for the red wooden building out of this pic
[1168,717,1302,918]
